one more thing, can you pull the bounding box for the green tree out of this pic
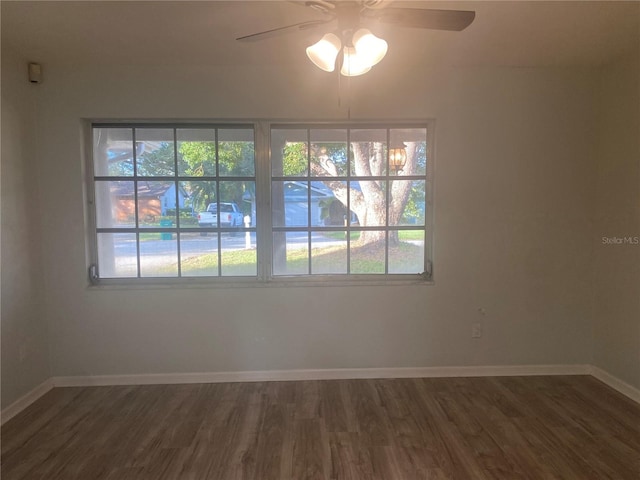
[285,140,424,245]
[282,142,307,176]
[137,143,182,176]
[178,140,255,213]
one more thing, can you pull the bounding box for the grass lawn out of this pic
[139,217,199,241]
[177,241,423,276]
[180,249,257,276]
[398,230,425,241]
[140,232,164,241]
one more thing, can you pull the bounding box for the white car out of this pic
[197,202,244,228]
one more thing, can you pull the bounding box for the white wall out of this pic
[593,51,640,390]
[1,47,51,408]
[29,61,599,379]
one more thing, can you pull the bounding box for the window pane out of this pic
[221,235,256,276]
[273,232,309,275]
[177,129,216,176]
[390,128,427,176]
[97,233,137,278]
[135,128,175,176]
[179,232,218,277]
[318,182,349,226]
[140,236,178,277]
[350,129,387,176]
[219,129,255,176]
[137,181,176,228]
[350,232,386,274]
[272,181,309,227]
[243,181,257,228]
[183,180,216,218]
[95,181,135,228]
[390,180,425,226]
[355,180,386,225]
[311,232,347,274]
[175,183,199,227]
[93,128,133,177]
[310,129,347,177]
[389,230,425,274]
[218,181,252,227]
[271,129,308,177]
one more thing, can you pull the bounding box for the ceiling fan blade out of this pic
[236,19,333,42]
[370,8,475,31]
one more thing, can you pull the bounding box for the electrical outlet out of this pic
[472,322,482,339]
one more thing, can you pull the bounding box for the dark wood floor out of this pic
[1,375,639,479]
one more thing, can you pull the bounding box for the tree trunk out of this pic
[359,230,387,245]
[311,141,418,247]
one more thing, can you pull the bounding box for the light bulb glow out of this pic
[307,29,387,77]
[306,33,341,72]
[340,46,371,77]
[352,28,388,67]
[389,142,407,173]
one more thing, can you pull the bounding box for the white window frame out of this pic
[85,120,435,287]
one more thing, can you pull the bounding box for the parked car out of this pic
[197,202,244,229]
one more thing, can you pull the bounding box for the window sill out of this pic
[87,275,434,291]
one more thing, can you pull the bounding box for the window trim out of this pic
[85,119,435,287]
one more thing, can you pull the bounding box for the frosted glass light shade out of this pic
[352,28,388,67]
[306,33,341,72]
[340,46,371,77]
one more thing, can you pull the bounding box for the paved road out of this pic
[112,231,342,257]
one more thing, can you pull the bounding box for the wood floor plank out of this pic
[252,402,286,480]
[328,432,375,480]
[2,375,639,480]
[291,419,325,480]
[348,380,393,447]
[320,380,352,434]
[412,379,493,480]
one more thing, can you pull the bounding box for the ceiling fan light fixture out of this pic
[352,28,388,67]
[340,46,372,77]
[306,33,342,72]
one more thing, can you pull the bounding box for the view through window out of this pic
[271,126,428,275]
[89,122,431,283]
[92,125,256,278]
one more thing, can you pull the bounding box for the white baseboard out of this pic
[589,366,640,404]
[6,364,637,424]
[51,364,590,388]
[1,378,54,426]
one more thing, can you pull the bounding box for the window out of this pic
[91,125,257,279]
[88,122,433,284]
[270,126,429,276]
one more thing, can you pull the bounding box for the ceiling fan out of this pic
[237,0,475,76]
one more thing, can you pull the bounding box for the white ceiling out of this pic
[2,1,638,69]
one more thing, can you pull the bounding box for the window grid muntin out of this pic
[92,123,256,279]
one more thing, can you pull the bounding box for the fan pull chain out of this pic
[337,66,342,108]
[337,64,352,120]
[346,71,352,120]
